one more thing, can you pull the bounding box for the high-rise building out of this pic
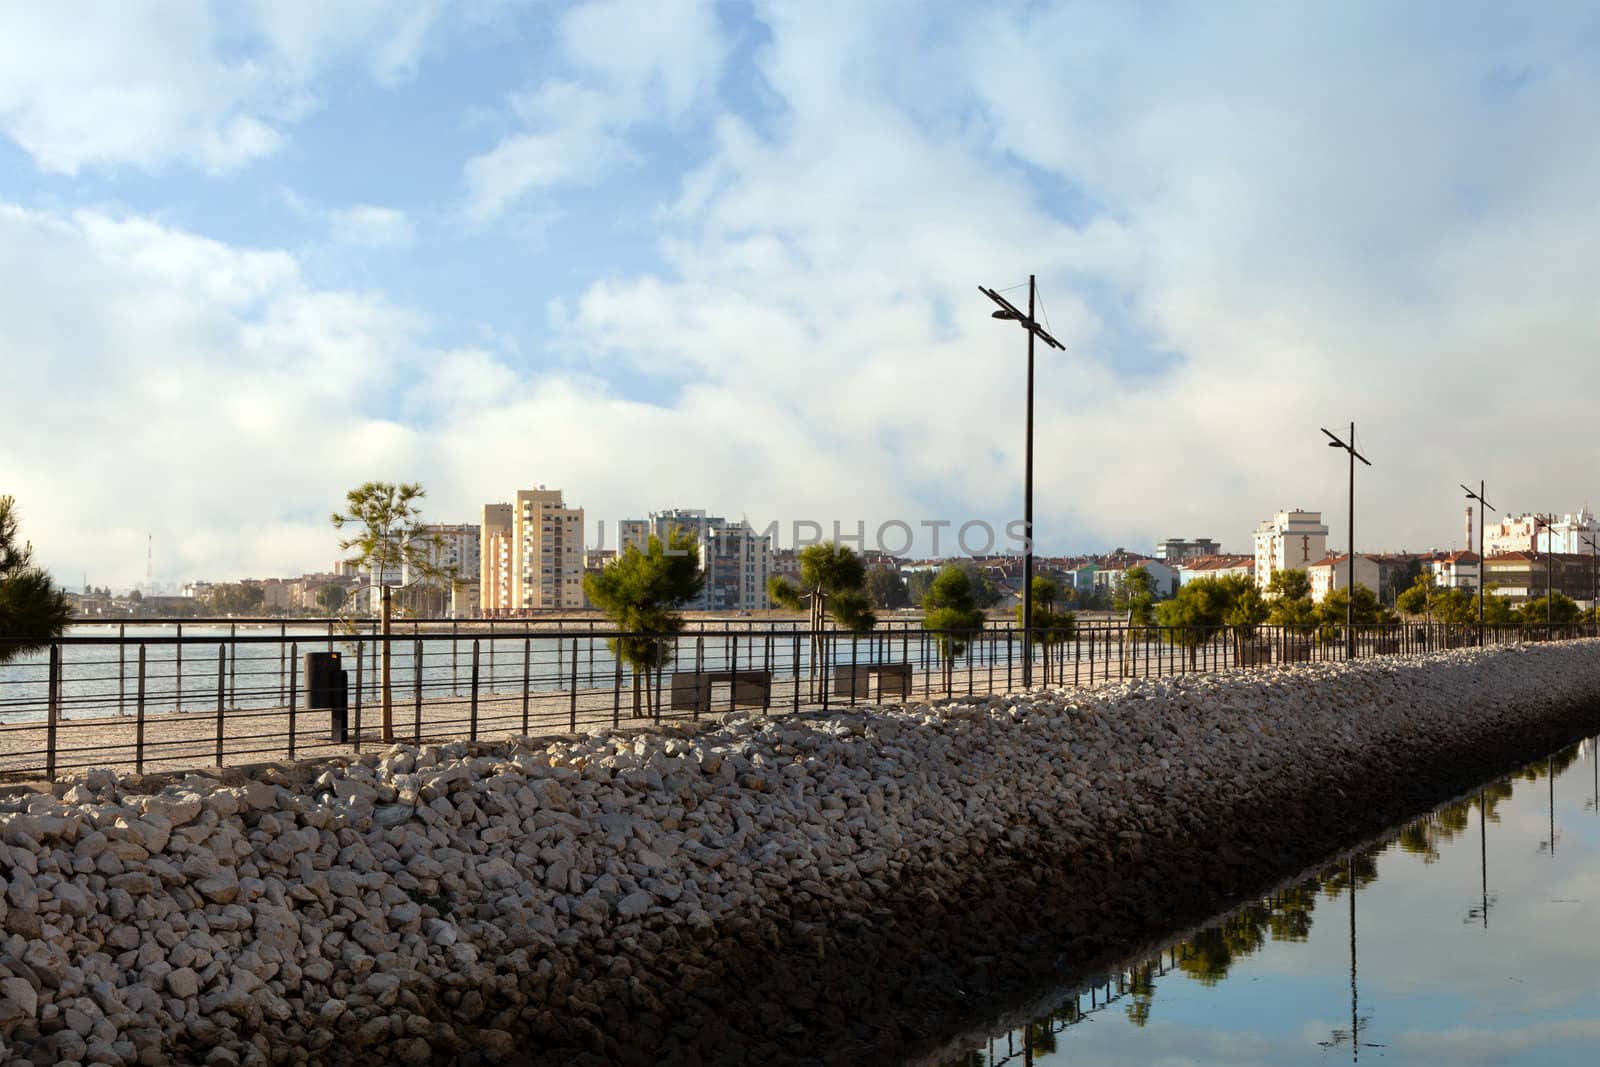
[479,504,514,616]
[1486,509,1599,556]
[478,488,585,615]
[1154,537,1222,562]
[397,523,480,616]
[619,509,772,611]
[1253,509,1329,590]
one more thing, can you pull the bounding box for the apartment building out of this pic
[620,509,772,611]
[479,489,586,615]
[1176,555,1254,587]
[1154,537,1222,562]
[479,504,514,616]
[1481,552,1597,605]
[1253,510,1329,590]
[396,523,480,616]
[1425,550,1480,590]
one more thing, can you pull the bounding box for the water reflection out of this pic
[924,735,1600,1067]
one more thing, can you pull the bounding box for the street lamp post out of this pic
[1461,482,1496,645]
[1323,423,1371,660]
[1533,513,1554,631]
[980,277,1064,689]
[1582,533,1597,633]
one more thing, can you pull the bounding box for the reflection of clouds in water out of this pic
[937,743,1600,1066]
[1388,1017,1600,1064]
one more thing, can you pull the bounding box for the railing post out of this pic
[470,639,480,741]
[175,622,183,713]
[118,623,125,717]
[229,623,237,708]
[215,644,225,768]
[847,631,857,707]
[354,636,363,753]
[287,641,298,762]
[279,622,286,705]
[136,644,147,774]
[452,619,460,696]
[821,631,831,711]
[793,631,802,714]
[413,639,424,744]
[732,632,741,715]
[46,644,60,780]
[613,651,623,729]
[522,636,531,735]
[569,637,579,732]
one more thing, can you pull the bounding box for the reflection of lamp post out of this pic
[1537,755,1559,858]
[980,277,1064,690]
[1323,424,1372,659]
[1461,483,1496,644]
[1320,854,1383,1061]
[1465,789,1494,929]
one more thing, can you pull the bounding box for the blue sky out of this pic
[4,1,1600,586]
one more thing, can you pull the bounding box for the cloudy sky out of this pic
[4,1,1599,588]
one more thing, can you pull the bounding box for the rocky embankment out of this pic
[3,643,1600,1066]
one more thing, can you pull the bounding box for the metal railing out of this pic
[1,620,1594,782]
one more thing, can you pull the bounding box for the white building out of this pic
[1306,554,1382,603]
[1253,510,1329,590]
[619,509,771,611]
[1425,551,1480,591]
[1093,556,1178,598]
[1176,555,1254,587]
[396,523,481,617]
[1484,509,1600,556]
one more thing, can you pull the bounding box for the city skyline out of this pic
[6,3,1600,587]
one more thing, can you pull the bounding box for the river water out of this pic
[921,736,1600,1066]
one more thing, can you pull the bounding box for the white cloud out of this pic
[328,205,416,249]
[460,0,726,218]
[13,3,1600,585]
[552,0,1600,555]
[0,1,446,174]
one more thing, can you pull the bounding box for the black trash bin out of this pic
[303,651,342,708]
[329,669,349,743]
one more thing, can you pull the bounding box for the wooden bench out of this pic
[830,663,913,700]
[669,670,773,713]
[1277,640,1313,663]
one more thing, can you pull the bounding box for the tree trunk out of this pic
[381,584,393,741]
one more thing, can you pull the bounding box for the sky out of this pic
[3,1,1600,589]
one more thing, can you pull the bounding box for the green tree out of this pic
[316,584,346,614]
[864,565,910,610]
[1265,568,1316,635]
[1113,566,1158,626]
[769,543,877,699]
[1265,568,1312,603]
[1395,572,1440,619]
[1016,576,1076,685]
[923,564,986,689]
[331,482,455,741]
[1156,576,1243,667]
[1317,584,1383,628]
[1519,592,1580,627]
[205,582,265,615]
[584,529,705,717]
[0,496,73,664]
[127,588,143,604]
[1482,588,1517,626]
